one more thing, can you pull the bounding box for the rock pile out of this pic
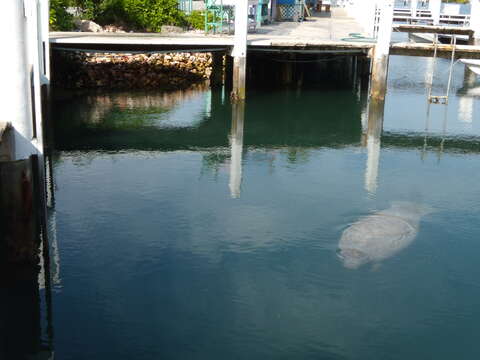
[52,51,213,89]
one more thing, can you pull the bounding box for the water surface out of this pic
[44,55,480,359]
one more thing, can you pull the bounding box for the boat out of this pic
[460,59,480,75]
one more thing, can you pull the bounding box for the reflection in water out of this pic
[458,68,476,125]
[46,66,480,359]
[364,99,385,195]
[229,102,245,199]
[338,201,433,269]
[56,83,211,132]
[0,156,54,360]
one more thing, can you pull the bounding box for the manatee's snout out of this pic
[337,248,369,269]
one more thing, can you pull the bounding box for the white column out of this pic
[370,0,394,101]
[0,0,38,160]
[471,0,480,42]
[429,0,441,25]
[27,0,45,155]
[232,0,248,101]
[40,0,51,83]
[410,0,418,18]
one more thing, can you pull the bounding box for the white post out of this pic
[471,0,480,43]
[370,0,394,101]
[232,0,248,101]
[410,0,418,18]
[40,0,51,83]
[429,0,441,25]
[27,0,45,155]
[0,0,40,160]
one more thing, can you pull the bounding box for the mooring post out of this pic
[210,51,224,87]
[231,0,248,101]
[470,0,480,45]
[429,0,441,26]
[410,0,418,18]
[369,0,394,102]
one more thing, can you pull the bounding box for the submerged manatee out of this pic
[338,202,433,269]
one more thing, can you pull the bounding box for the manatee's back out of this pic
[340,214,417,262]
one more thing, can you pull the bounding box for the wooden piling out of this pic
[429,0,441,25]
[210,52,224,87]
[369,0,394,102]
[231,0,248,101]
[225,55,234,90]
[471,0,480,45]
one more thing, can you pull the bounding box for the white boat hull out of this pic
[461,59,480,75]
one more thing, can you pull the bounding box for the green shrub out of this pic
[185,10,205,30]
[71,0,188,32]
[50,0,75,30]
[122,0,187,31]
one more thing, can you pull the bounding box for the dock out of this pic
[50,9,480,60]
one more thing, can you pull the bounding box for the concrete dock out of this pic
[50,9,370,53]
[50,8,480,60]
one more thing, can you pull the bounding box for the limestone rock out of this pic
[161,25,184,33]
[74,19,103,33]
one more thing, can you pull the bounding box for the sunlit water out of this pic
[43,54,480,360]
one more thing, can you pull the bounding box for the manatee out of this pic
[338,202,433,269]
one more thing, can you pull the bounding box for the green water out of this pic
[11,54,480,359]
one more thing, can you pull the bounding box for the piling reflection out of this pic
[458,67,476,125]
[364,99,385,195]
[0,155,54,359]
[229,102,245,199]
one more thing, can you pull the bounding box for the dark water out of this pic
[37,54,480,360]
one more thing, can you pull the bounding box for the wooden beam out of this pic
[393,24,474,36]
[390,42,480,59]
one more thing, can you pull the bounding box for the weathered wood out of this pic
[224,55,233,90]
[370,0,394,102]
[0,123,14,162]
[393,24,474,36]
[232,0,248,101]
[209,52,224,87]
[390,42,480,59]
